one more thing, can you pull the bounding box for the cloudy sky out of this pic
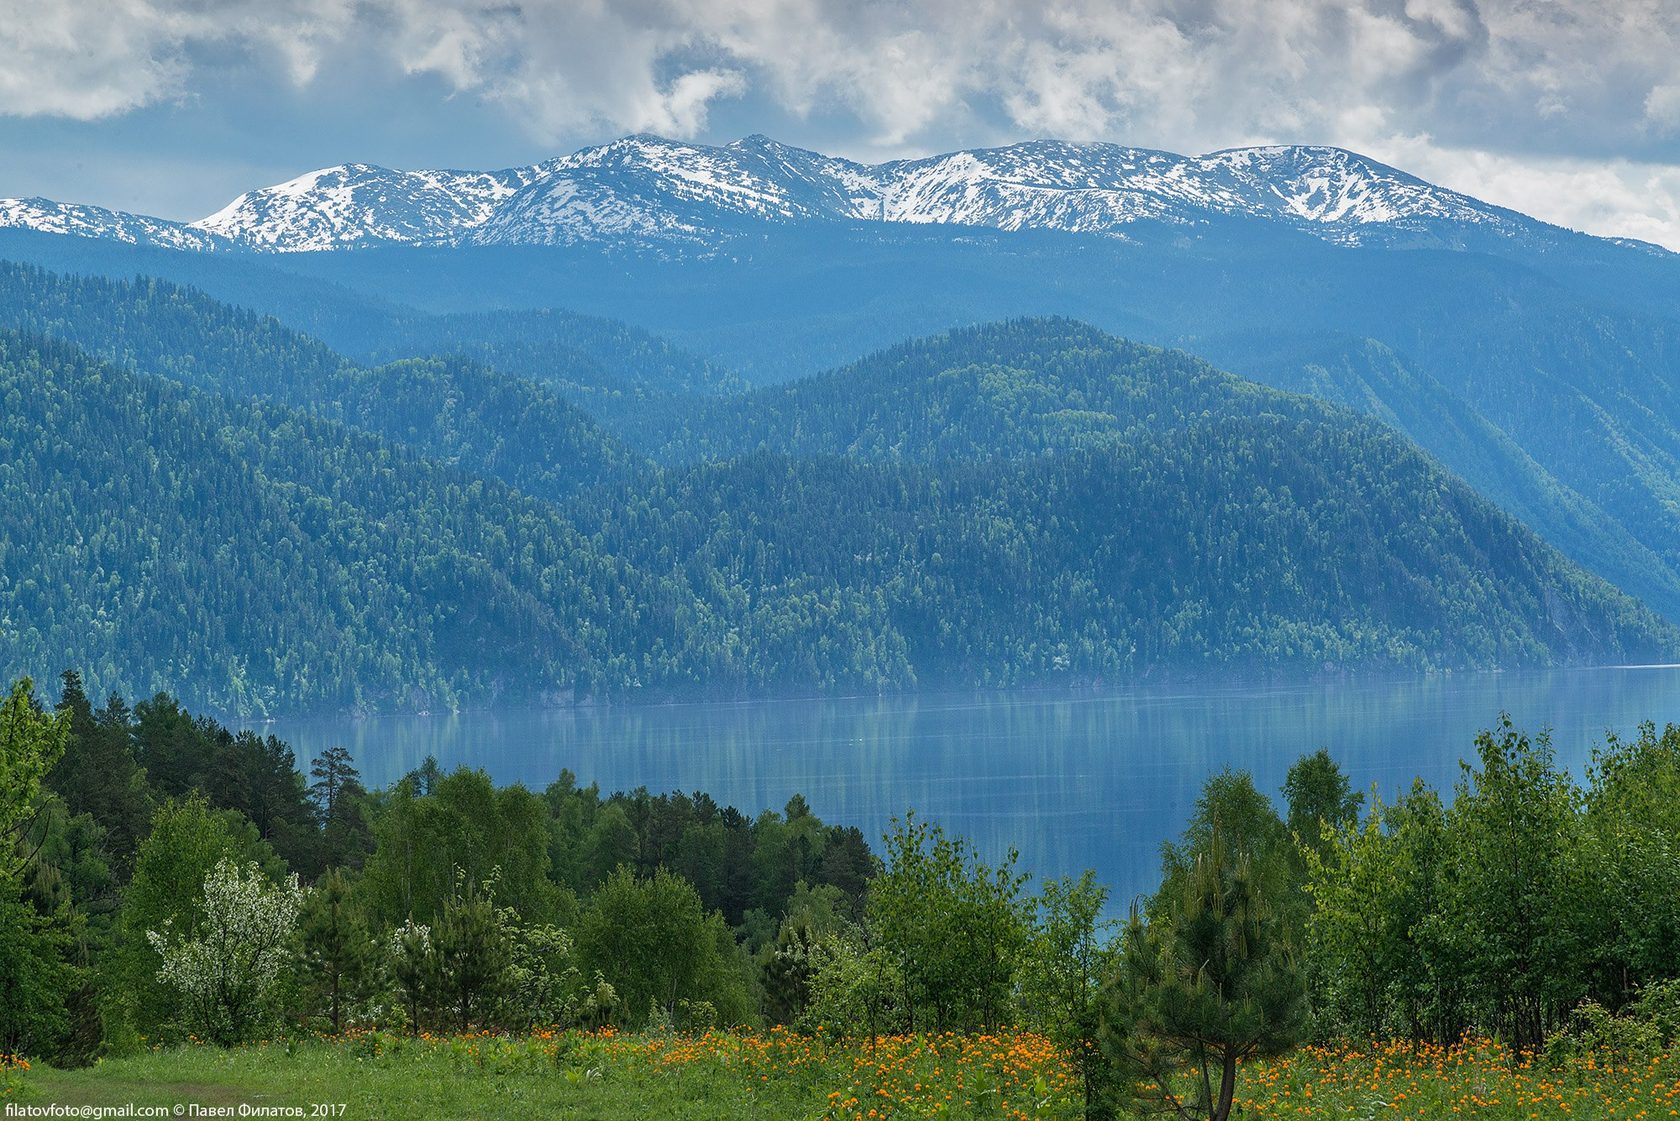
[3,0,1680,246]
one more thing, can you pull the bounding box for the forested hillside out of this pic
[0,264,640,499]
[618,321,1677,675]
[0,269,1673,715]
[356,306,743,397]
[211,225,1680,627]
[0,329,733,713]
[350,306,745,449]
[649,319,1379,462]
[1200,330,1680,619]
[9,206,1680,632]
[11,220,1680,635]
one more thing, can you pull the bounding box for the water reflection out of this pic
[264,668,1680,914]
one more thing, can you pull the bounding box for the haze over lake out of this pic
[266,667,1680,912]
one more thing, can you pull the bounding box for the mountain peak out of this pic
[190,161,538,251]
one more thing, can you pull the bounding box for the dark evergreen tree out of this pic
[309,747,372,872]
[298,869,375,1034]
[0,873,83,1057]
[1101,830,1307,1121]
[432,872,512,1032]
[760,917,816,1024]
[48,675,151,876]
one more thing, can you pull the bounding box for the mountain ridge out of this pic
[0,135,1636,256]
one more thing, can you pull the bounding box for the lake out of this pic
[265,667,1680,914]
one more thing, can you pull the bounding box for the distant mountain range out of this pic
[0,134,1645,256]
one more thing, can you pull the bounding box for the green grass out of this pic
[15,1044,804,1120]
[9,1029,1079,1121]
[15,1045,799,1120]
[11,1030,1680,1120]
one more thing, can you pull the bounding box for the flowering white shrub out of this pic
[147,858,302,1044]
[388,918,435,1032]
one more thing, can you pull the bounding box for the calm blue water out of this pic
[264,668,1680,914]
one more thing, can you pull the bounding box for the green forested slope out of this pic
[9,217,1680,639]
[0,330,735,713]
[648,319,1248,463]
[356,306,743,397]
[1199,330,1680,620]
[351,307,743,452]
[0,263,640,498]
[228,228,1680,632]
[1,283,1672,715]
[601,320,1675,679]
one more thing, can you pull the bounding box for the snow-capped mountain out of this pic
[466,135,880,248]
[193,164,539,250]
[872,142,1509,242]
[0,198,228,251]
[0,135,1580,255]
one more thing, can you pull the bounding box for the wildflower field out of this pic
[1249,1039,1680,1120]
[10,1032,1680,1120]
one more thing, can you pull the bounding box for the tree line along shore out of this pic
[6,671,1680,1119]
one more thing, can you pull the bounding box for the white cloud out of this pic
[0,0,183,118]
[0,0,1670,154]
[0,0,349,118]
[1648,85,1680,135]
[1377,138,1680,249]
[4,0,1680,245]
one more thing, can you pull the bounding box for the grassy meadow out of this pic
[10,1031,1680,1121]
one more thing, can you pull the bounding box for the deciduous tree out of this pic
[868,813,1030,1032]
[147,858,302,1045]
[1,678,70,876]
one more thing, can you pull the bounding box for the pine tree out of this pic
[761,917,816,1023]
[298,869,373,1034]
[432,871,512,1032]
[50,673,150,873]
[308,747,357,821]
[1099,829,1307,1121]
[309,747,371,871]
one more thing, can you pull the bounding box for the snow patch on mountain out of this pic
[1202,146,1499,229]
[183,134,1542,254]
